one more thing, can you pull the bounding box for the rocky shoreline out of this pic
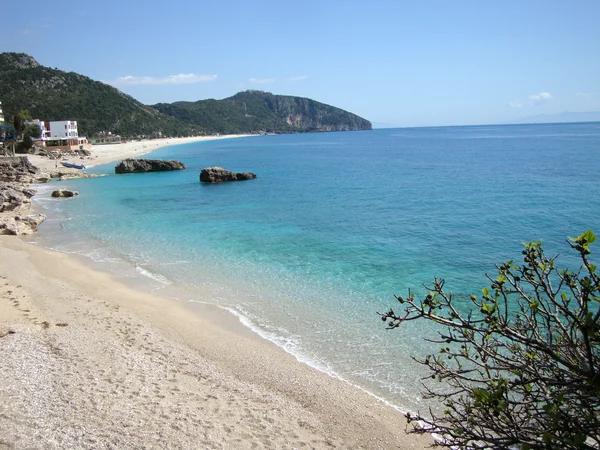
[0,157,50,236]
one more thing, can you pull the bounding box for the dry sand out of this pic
[0,137,431,449]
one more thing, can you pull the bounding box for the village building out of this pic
[29,119,90,150]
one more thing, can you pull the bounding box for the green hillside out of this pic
[0,53,192,137]
[153,90,372,134]
[0,52,372,137]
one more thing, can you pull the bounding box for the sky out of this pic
[1,0,599,127]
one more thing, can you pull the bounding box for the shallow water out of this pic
[33,122,600,413]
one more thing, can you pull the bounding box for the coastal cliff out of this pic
[153,90,372,135]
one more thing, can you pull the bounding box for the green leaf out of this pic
[570,230,597,252]
[529,300,539,311]
[582,230,597,245]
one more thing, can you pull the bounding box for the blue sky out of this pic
[1,0,599,127]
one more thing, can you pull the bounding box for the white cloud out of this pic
[249,77,276,84]
[107,73,217,86]
[575,92,593,98]
[288,75,308,82]
[509,100,523,108]
[528,92,553,106]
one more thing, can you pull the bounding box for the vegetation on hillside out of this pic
[153,90,372,135]
[381,231,600,449]
[0,52,371,138]
[0,53,194,137]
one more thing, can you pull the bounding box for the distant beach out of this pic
[28,134,252,172]
[0,135,430,448]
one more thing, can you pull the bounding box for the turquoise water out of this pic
[33,123,600,413]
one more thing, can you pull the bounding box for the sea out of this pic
[31,122,600,414]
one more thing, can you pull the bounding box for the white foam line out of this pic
[135,265,172,285]
[187,300,432,425]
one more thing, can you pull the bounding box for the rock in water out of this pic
[51,189,79,198]
[199,167,257,183]
[115,159,186,174]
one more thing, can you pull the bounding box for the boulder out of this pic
[0,213,46,236]
[51,189,79,198]
[34,172,51,183]
[115,159,186,174]
[199,167,257,183]
[0,183,36,212]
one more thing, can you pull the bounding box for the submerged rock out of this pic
[59,173,107,181]
[199,167,257,183]
[115,159,186,174]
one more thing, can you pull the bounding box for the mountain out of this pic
[152,90,372,134]
[0,52,371,137]
[0,53,191,137]
[509,111,600,124]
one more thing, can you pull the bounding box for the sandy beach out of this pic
[0,138,431,449]
[27,135,250,173]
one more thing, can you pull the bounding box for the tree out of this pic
[0,124,15,156]
[12,109,30,140]
[380,231,600,449]
[16,123,42,153]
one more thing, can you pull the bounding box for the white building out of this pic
[44,120,78,139]
[0,101,4,125]
[29,119,89,150]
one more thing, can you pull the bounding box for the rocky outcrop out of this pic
[58,173,107,181]
[0,183,36,212]
[199,167,257,183]
[0,213,46,236]
[115,159,186,174]
[0,157,49,184]
[0,157,47,235]
[0,52,40,70]
[52,189,79,198]
[0,181,46,235]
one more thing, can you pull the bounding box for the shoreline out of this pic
[0,236,430,448]
[1,137,430,448]
[28,134,252,172]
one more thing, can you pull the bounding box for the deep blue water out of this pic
[33,122,600,412]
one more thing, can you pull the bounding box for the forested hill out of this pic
[0,52,371,136]
[152,91,372,134]
[0,53,191,137]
